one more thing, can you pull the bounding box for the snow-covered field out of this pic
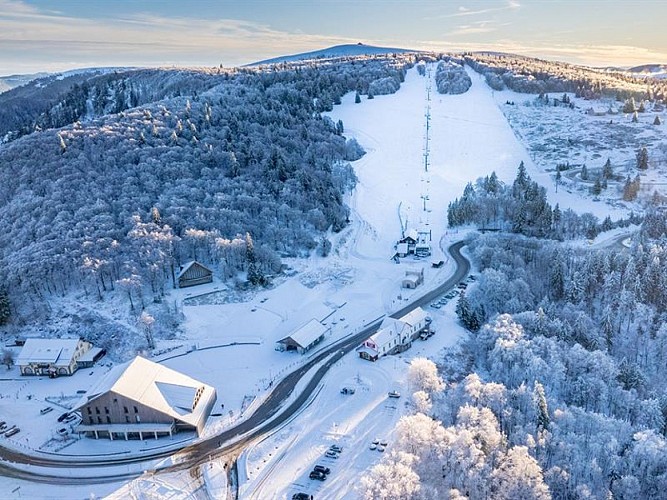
[0,61,636,499]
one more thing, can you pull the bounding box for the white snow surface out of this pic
[0,62,623,499]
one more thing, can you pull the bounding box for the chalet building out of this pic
[275,319,328,354]
[74,356,217,440]
[395,228,431,259]
[402,268,424,289]
[398,230,418,254]
[17,338,94,377]
[177,261,213,288]
[357,308,430,361]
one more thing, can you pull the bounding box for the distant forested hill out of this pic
[0,54,415,325]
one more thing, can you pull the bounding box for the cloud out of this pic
[0,1,359,72]
[447,20,501,36]
[436,1,521,19]
[402,37,667,67]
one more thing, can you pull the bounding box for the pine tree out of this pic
[367,89,374,100]
[512,161,529,198]
[580,164,588,180]
[533,381,550,430]
[623,97,636,113]
[654,115,662,125]
[636,147,649,170]
[0,290,9,325]
[602,158,613,179]
[456,291,472,329]
[245,232,265,286]
[336,119,344,135]
[638,101,646,113]
[354,91,361,104]
[591,178,602,195]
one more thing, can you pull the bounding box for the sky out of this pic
[1,0,667,75]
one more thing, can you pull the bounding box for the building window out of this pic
[106,416,111,424]
[104,407,109,414]
[97,416,102,424]
[125,416,130,423]
[124,406,128,413]
[135,415,141,423]
[133,406,138,414]
[95,407,100,414]
[113,398,118,403]
[87,407,92,415]
[89,416,94,424]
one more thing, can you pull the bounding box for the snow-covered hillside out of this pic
[3,50,667,499]
[251,43,416,66]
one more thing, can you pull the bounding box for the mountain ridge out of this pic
[250,43,418,66]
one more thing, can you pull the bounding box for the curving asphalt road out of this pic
[0,241,469,485]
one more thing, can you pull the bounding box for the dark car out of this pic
[57,413,69,422]
[309,470,327,481]
[313,465,330,475]
[292,494,313,500]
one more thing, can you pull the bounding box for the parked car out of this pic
[380,440,388,447]
[40,406,53,415]
[0,421,6,430]
[57,412,69,422]
[64,414,79,423]
[313,465,330,475]
[388,390,401,398]
[2,425,16,436]
[4,427,19,438]
[377,445,385,452]
[325,450,339,459]
[309,470,327,481]
[57,427,68,436]
[369,443,377,450]
[329,444,343,453]
[292,494,313,500]
[430,303,441,309]
[420,332,429,341]
[340,387,355,395]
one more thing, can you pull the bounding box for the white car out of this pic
[325,450,339,458]
[388,391,401,399]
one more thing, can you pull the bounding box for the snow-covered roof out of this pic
[367,318,407,349]
[78,347,104,364]
[278,319,327,348]
[74,356,216,429]
[400,307,428,328]
[177,261,212,280]
[16,338,84,366]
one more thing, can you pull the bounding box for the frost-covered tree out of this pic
[491,446,550,500]
[0,289,10,325]
[636,147,649,170]
[408,357,445,394]
[1,349,14,370]
[360,451,421,500]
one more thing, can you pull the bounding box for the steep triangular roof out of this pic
[177,261,212,280]
[74,356,214,428]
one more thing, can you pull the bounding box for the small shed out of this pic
[402,268,424,289]
[275,319,328,354]
[177,261,213,288]
[77,347,106,368]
